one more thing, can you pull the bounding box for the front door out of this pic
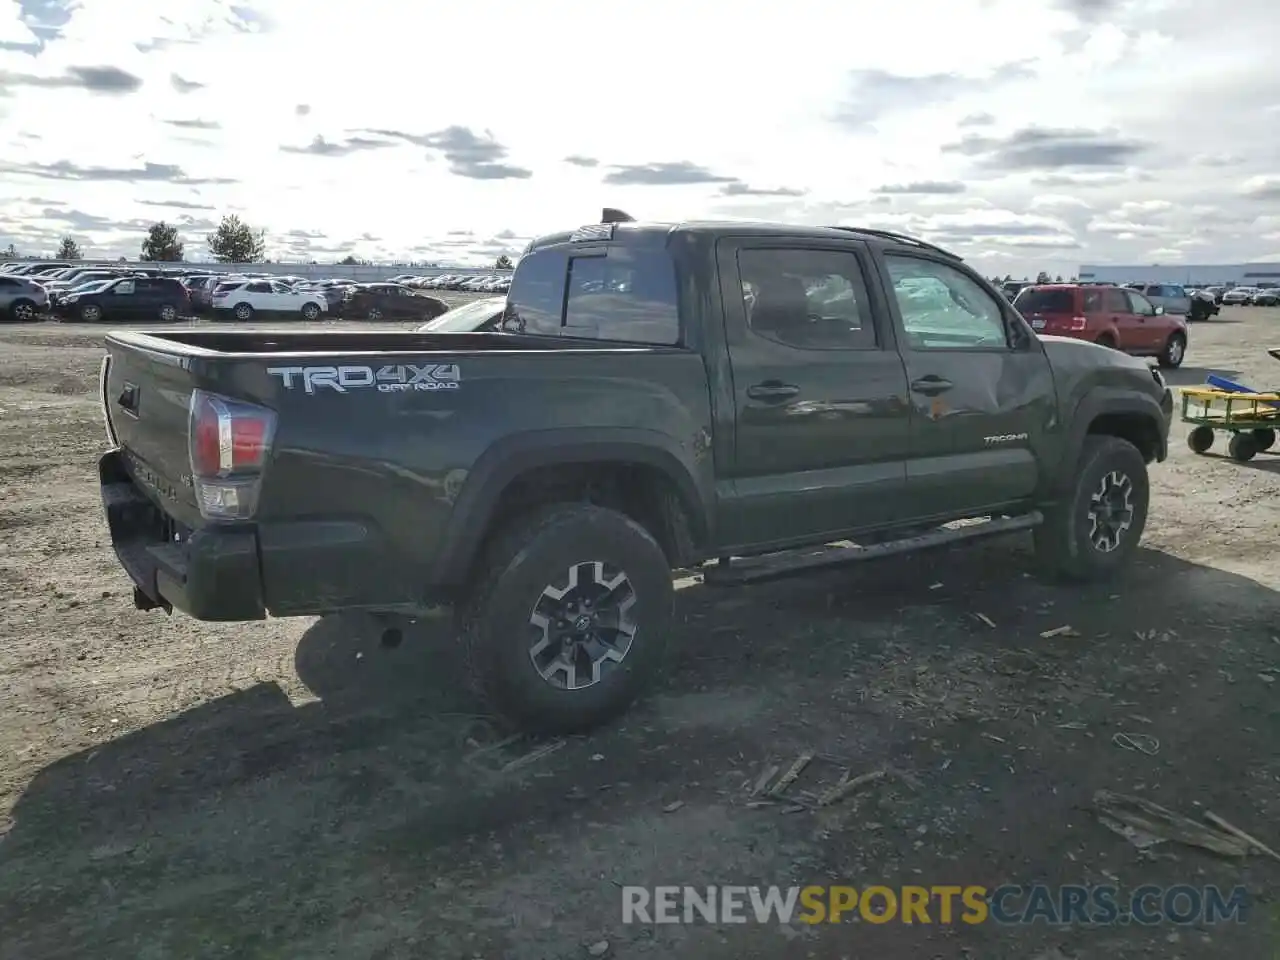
[716,239,913,551]
[878,253,1057,520]
[1124,290,1164,351]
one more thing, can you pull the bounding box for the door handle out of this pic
[117,382,138,411]
[910,376,953,396]
[747,382,800,401]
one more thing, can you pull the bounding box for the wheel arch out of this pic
[434,429,713,586]
[1056,389,1168,493]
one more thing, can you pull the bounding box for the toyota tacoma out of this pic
[97,212,1173,733]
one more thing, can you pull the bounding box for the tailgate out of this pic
[102,341,202,526]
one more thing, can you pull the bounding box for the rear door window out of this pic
[1103,288,1129,312]
[1014,288,1074,314]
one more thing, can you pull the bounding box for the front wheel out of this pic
[1228,432,1259,462]
[1034,435,1149,582]
[1187,425,1215,454]
[1252,428,1276,452]
[1158,333,1186,368]
[158,303,178,322]
[79,303,102,322]
[233,303,254,321]
[300,302,321,321]
[367,307,383,321]
[459,504,673,734]
[9,298,37,322]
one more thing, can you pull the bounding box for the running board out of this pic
[701,512,1043,587]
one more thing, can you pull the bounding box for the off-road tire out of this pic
[1034,435,1149,582]
[459,503,673,734]
[1187,425,1215,454]
[1158,332,1186,369]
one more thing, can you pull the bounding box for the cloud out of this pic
[564,155,599,167]
[170,73,203,93]
[834,63,1033,129]
[162,118,220,130]
[0,64,142,94]
[295,103,310,116]
[718,182,807,197]
[280,134,397,157]
[959,112,996,127]
[603,161,735,186]
[0,160,236,185]
[1241,175,1280,201]
[944,126,1149,170]
[137,199,217,211]
[361,126,533,179]
[873,181,967,195]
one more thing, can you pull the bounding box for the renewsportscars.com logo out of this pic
[267,364,461,394]
[621,884,1251,926]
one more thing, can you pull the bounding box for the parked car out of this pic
[342,283,449,321]
[211,279,328,321]
[415,296,507,332]
[98,215,1172,733]
[1221,287,1258,306]
[1001,281,1028,302]
[1252,289,1280,306]
[43,269,128,293]
[183,275,224,313]
[0,274,51,321]
[1135,283,1192,317]
[58,276,190,323]
[1013,283,1187,367]
[1188,288,1221,320]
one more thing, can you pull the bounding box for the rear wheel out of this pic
[233,303,254,321]
[79,303,102,322]
[1095,334,1118,349]
[1187,425,1215,454]
[1158,332,1186,369]
[1034,435,1149,582]
[460,503,673,734]
[1228,432,1259,462]
[301,302,321,321]
[367,307,383,321]
[158,303,178,322]
[1252,428,1276,452]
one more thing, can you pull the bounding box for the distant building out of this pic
[1077,262,1280,287]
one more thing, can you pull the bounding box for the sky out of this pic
[0,0,1278,275]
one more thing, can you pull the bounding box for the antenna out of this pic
[601,208,635,224]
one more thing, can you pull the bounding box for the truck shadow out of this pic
[4,543,1280,958]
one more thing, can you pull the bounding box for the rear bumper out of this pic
[99,449,423,621]
[100,450,266,621]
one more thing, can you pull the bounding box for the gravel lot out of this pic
[1,306,1278,960]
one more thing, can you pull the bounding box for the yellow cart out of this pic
[1180,385,1280,461]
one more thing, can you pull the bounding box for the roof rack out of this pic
[826,226,962,261]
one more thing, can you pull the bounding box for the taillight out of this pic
[187,389,277,520]
[1069,316,1088,331]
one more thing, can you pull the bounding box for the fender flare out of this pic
[1058,387,1168,491]
[432,428,712,585]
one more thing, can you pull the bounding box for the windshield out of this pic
[421,297,505,332]
[70,279,113,294]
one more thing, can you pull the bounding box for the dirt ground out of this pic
[1,306,1278,960]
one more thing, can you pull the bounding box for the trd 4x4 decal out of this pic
[267,364,461,394]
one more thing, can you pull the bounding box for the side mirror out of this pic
[1154,305,1165,316]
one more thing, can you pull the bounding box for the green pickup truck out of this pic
[98,213,1173,733]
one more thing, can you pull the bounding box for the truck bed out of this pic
[106,328,675,357]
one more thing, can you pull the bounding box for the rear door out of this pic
[1102,286,1134,346]
[102,279,138,319]
[877,252,1055,519]
[715,238,913,548]
[1164,284,1191,316]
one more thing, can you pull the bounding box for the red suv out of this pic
[1013,283,1188,368]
